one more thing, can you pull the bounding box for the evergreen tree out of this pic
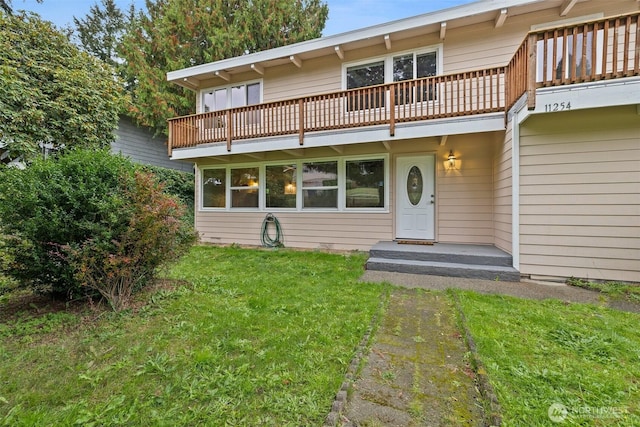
[120,0,328,133]
[73,0,131,67]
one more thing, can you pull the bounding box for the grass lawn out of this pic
[2,245,639,426]
[455,291,640,426]
[0,246,386,426]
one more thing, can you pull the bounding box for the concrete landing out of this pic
[366,242,520,282]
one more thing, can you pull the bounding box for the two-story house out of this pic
[166,0,639,283]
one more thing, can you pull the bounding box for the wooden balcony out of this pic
[168,12,639,155]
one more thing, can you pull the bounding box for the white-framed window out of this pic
[200,80,262,113]
[201,168,226,208]
[343,45,443,91]
[345,158,385,208]
[230,166,259,208]
[199,155,388,212]
[266,164,297,209]
[302,161,339,209]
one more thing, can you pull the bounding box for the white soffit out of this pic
[167,0,550,84]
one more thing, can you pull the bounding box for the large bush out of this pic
[0,12,124,162]
[139,165,194,220]
[0,149,196,309]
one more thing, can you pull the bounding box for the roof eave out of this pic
[167,0,544,84]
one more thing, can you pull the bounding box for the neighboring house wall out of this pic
[113,116,193,172]
[519,105,640,282]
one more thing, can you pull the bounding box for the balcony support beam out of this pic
[298,99,305,145]
[526,34,537,110]
[226,110,233,151]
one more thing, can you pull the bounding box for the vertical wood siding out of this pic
[519,106,640,282]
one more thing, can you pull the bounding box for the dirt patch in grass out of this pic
[0,279,188,324]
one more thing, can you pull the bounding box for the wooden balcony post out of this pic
[167,121,172,156]
[298,99,304,145]
[389,85,395,137]
[526,33,537,110]
[226,110,232,151]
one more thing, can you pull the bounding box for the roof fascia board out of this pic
[167,0,543,82]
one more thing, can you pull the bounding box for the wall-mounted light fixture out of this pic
[284,183,296,195]
[448,150,457,168]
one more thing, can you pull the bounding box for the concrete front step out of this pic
[369,241,513,267]
[365,257,521,282]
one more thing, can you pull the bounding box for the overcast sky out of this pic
[14,0,476,36]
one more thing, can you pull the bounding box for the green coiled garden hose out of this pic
[261,213,284,248]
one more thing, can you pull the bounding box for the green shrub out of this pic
[0,149,196,308]
[0,231,16,294]
[139,165,194,220]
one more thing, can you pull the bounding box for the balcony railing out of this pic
[168,12,639,155]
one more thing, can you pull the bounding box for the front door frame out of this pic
[395,154,436,241]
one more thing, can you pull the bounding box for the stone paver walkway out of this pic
[341,288,484,426]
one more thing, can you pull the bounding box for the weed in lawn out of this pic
[456,291,640,425]
[567,277,640,304]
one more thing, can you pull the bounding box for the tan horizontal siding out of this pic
[520,224,637,239]
[435,133,496,244]
[494,123,513,253]
[263,56,341,102]
[519,106,640,282]
[196,212,392,251]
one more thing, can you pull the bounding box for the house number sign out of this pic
[543,102,571,112]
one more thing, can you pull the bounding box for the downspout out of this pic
[511,99,532,272]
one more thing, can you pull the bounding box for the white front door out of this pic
[395,155,435,240]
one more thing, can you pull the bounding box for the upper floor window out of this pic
[344,47,441,109]
[344,47,441,89]
[392,52,437,82]
[202,81,261,113]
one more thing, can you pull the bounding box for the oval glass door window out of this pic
[407,166,423,206]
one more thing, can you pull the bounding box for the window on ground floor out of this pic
[345,159,385,208]
[230,167,259,208]
[202,168,226,208]
[200,155,387,211]
[266,164,297,208]
[302,161,338,208]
